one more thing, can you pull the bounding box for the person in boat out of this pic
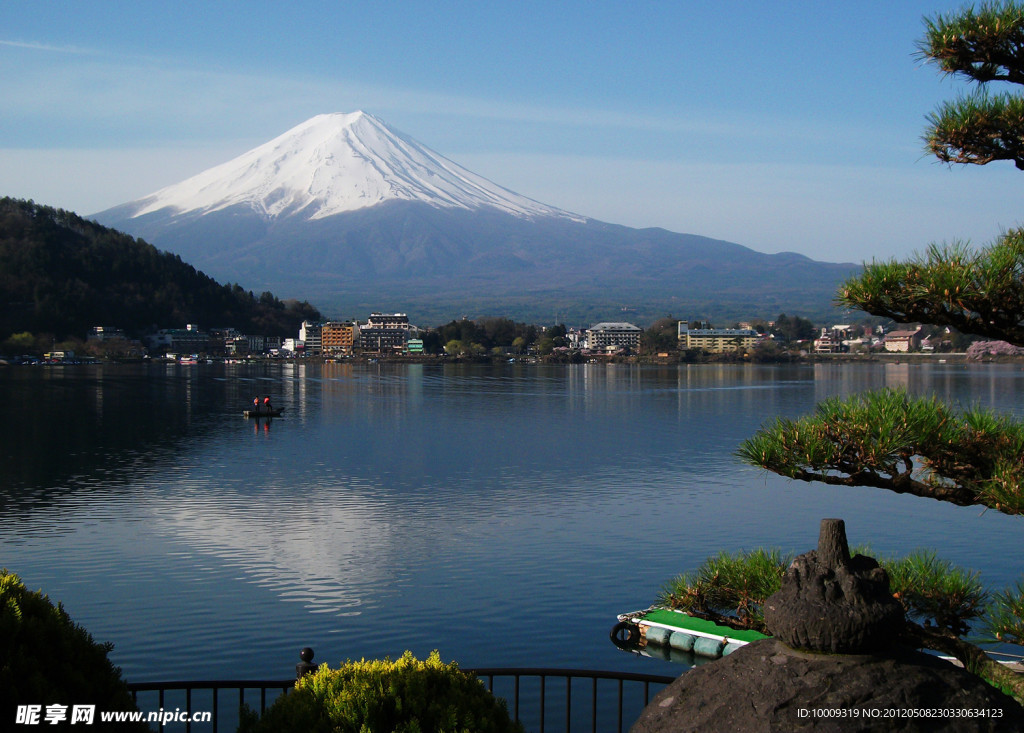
[263,395,273,413]
[253,397,260,415]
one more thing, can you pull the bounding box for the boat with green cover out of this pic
[613,607,1024,670]
[611,607,769,660]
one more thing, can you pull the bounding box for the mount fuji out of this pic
[94,111,856,323]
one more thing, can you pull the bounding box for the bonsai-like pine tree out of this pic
[921,1,1024,169]
[672,2,1024,703]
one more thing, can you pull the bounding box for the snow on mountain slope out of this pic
[127,111,585,222]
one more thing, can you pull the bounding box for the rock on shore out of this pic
[631,638,1024,732]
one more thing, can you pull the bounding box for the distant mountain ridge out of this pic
[94,112,857,324]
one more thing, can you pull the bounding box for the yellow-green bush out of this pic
[0,569,146,730]
[239,650,523,733]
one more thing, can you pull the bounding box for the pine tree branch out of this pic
[784,467,982,507]
[901,621,1024,705]
[738,389,1024,515]
[923,92,1024,170]
[839,233,1024,347]
[919,2,1024,86]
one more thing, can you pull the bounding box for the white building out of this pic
[585,322,642,352]
[814,325,853,354]
[884,328,923,352]
[299,321,322,354]
[359,312,412,352]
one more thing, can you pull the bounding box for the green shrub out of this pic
[239,650,523,733]
[0,569,147,730]
[659,547,792,630]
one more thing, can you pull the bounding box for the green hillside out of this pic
[0,197,320,342]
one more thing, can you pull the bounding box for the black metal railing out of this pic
[470,667,674,733]
[126,679,293,731]
[127,663,674,733]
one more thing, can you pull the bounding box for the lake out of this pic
[1,361,1021,686]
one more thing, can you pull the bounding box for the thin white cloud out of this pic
[0,39,101,55]
[0,40,861,158]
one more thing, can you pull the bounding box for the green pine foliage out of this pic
[985,580,1024,644]
[919,0,1024,168]
[925,92,1024,168]
[657,549,987,639]
[882,551,988,636]
[737,387,1024,515]
[0,197,320,341]
[658,548,791,630]
[839,234,1024,344]
[0,569,148,730]
[239,651,523,733]
[920,0,1024,84]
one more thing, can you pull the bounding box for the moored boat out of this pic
[610,607,768,660]
[611,606,1024,670]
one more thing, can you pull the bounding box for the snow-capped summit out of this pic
[124,111,583,222]
[92,112,856,325]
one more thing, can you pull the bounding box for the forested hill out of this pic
[0,197,321,341]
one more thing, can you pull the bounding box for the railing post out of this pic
[296,647,316,680]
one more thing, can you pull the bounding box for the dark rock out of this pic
[630,639,1024,733]
[633,519,1024,731]
[763,519,904,653]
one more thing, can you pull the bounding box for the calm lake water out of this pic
[1,361,1022,686]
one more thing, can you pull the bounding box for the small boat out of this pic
[243,408,284,418]
[610,607,768,660]
[611,607,1024,670]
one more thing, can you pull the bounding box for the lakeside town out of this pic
[6,310,1021,366]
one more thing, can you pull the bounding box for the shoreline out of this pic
[8,351,1024,367]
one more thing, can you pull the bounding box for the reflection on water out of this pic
[1,362,1022,682]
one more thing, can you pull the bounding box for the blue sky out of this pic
[2,0,1021,263]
